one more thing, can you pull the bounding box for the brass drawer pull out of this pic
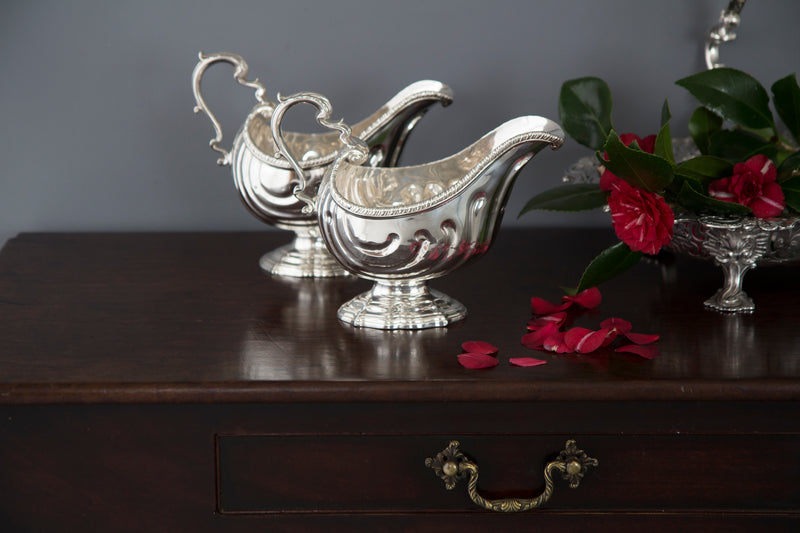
[425,439,598,512]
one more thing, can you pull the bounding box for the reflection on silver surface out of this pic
[271,92,565,330]
[192,51,453,277]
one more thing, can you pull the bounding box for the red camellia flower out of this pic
[606,179,674,255]
[708,154,785,218]
[596,132,674,254]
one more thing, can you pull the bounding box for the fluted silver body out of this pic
[193,52,453,277]
[319,117,564,329]
[270,92,565,329]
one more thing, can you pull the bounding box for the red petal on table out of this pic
[521,322,559,349]
[600,329,618,347]
[461,340,499,355]
[509,357,548,367]
[458,352,500,369]
[543,331,572,354]
[624,332,660,345]
[616,344,660,359]
[527,312,567,330]
[531,297,572,315]
[599,317,632,334]
[562,287,602,309]
[564,327,608,354]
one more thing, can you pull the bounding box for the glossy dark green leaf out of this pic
[601,130,674,192]
[781,176,800,212]
[518,184,608,216]
[559,77,614,150]
[654,120,674,164]
[675,156,734,185]
[708,129,777,163]
[676,68,775,130]
[575,242,643,293]
[677,181,751,216]
[777,150,800,182]
[688,107,723,155]
[661,99,672,127]
[772,73,800,144]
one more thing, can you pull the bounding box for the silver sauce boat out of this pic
[192,52,453,277]
[271,93,565,329]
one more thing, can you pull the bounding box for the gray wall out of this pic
[2,0,798,249]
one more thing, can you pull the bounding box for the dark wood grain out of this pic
[1,231,800,531]
[1,230,799,403]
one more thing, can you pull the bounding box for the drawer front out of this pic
[217,433,800,514]
[3,403,800,532]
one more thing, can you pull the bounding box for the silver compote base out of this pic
[337,280,466,330]
[258,227,349,278]
[668,212,800,313]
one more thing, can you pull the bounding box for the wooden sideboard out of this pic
[1,230,798,531]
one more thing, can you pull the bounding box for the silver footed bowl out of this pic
[563,139,800,314]
[192,51,453,278]
[270,92,565,330]
[668,211,800,313]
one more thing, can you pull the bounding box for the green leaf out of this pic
[518,184,608,216]
[676,68,775,131]
[777,150,800,182]
[708,129,778,162]
[772,73,800,144]
[677,180,752,216]
[674,156,734,194]
[575,242,643,292]
[661,99,672,127]
[654,119,674,164]
[688,107,723,155]
[781,176,800,212]
[559,77,614,150]
[600,130,674,192]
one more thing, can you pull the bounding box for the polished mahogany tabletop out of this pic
[1,229,799,404]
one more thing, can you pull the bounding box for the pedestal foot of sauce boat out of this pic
[258,230,350,278]
[338,280,466,330]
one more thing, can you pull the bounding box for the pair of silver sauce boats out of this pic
[192,52,565,330]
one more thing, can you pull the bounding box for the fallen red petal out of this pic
[615,344,660,359]
[531,297,572,315]
[564,327,608,354]
[521,322,559,349]
[599,317,632,334]
[600,329,619,347]
[562,287,602,309]
[543,332,572,354]
[509,357,548,367]
[624,332,660,345]
[458,352,500,369]
[527,312,567,330]
[461,340,499,355]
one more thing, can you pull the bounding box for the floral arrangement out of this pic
[521,68,800,291]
